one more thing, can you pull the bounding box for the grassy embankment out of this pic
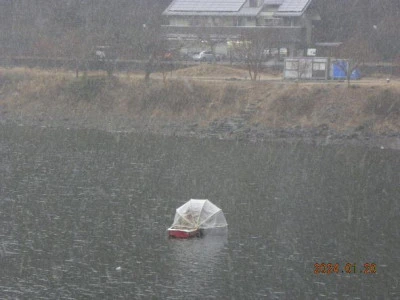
[0,66,399,136]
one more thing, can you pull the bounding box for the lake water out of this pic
[0,124,399,299]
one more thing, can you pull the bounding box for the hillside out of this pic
[0,67,399,148]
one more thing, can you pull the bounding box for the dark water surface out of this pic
[0,124,399,299]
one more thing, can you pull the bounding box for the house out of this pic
[161,0,320,56]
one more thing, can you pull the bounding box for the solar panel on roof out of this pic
[168,0,246,12]
[278,0,310,12]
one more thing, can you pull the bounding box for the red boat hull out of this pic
[168,228,201,238]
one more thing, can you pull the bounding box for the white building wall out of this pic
[284,57,329,80]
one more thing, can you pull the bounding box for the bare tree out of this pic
[372,16,400,62]
[337,38,379,87]
[159,61,176,85]
[297,59,312,80]
[141,28,169,82]
[117,1,169,82]
[232,32,275,80]
[194,27,227,59]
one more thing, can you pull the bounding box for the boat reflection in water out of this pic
[167,233,228,295]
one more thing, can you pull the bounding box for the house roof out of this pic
[165,0,246,13]
[163,0,312,17]
[275,0,313,16]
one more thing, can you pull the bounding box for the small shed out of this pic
[284,57,329,80]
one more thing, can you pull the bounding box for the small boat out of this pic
[167,227,202,238]
[168,199,227,239]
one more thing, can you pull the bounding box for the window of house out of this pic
[213,17,222,26]
[264,18,282,26]
[264,19,273,26]
[237,17,246,26]
[283,18,292,26]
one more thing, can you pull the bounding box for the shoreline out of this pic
[2,112,399,151]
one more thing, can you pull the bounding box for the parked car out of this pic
[192,51,220,62]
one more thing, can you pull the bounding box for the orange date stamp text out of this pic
[314,263,377,274]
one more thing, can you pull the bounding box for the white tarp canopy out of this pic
[170,199,228,230]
